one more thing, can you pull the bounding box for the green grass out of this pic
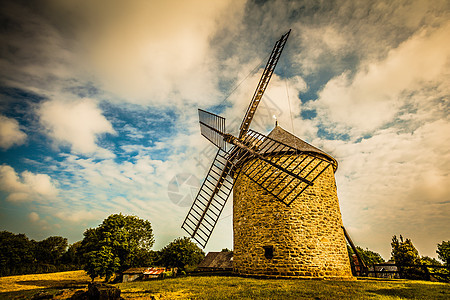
[117,276,450,299]
[0,270,97,299]
[1,271,449,299]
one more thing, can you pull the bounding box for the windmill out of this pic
[182,30,354,279]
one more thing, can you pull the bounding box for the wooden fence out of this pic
[364,263,449,281]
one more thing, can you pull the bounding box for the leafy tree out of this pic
[84,245,121,282]
[0,231,35,276]
[421,255,450,282]
[61,241,83,267]
[79,214,154,281]
[159,237,205,271]
[391,235,421,265]
[35,236,68,265]
[347,245,385,265]
[421,256,442,266]
[134,249,159,267]
[391,235,423,279]
[437,241,450,268]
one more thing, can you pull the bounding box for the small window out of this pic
[263,246,274,259]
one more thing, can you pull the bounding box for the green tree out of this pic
[347,245,385,265]
[35,236,68,265]
[0,231,35,276]
[61,241,83,267]
[159,237,205,271]
[437,241,450,268]
[391,235,423,279]
[79,214,154,281]
[421,256,442,266]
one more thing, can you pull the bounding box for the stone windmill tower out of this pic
[182,30,353,279]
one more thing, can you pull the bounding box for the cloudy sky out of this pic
[0,0,449,260]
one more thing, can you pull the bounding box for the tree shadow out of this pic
[16,278,89,289]
[0,288,77,300]
[367,287,418,299]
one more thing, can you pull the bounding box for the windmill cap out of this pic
[266,126,338,170]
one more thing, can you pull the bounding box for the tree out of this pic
[391,235,423,279]
[437,241,450,268]
[79,214,154,281]
[0,231,35,276]
[421,256,442,266]
[347,245,385,265]
[35,236,68,265]
[61,241,83,267]
[159,237,204,271]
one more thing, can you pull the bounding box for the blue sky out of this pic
[0,0,449,260]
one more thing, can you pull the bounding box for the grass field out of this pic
[1,271,449,299]
[118,276,450,299]
[0,270,95,299]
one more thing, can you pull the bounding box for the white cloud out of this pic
[28,212,40,222]
[312,22,450,136]
[292,25,348,75]
[1,0,449,255]
[53,0,245,106]
[0,165,59,202]
[38,98,116,157]
[220,73,308,135]
[326,117,450,259]
[122,124,144,140]
[0,1,84,97]
[0,115,27,150]
[54,210,101,223]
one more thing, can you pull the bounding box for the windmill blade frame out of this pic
[181,148,236,248]
[182,30,292,248]
[198,109,227,150]
[236,129,333,206]
[238,30,291,139]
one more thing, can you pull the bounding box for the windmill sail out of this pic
[198,109,227,150]
[238,129,332,206]
[239,30,291,139]
[183,30,292,248]
[181,148,235,247]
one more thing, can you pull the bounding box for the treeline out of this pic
[0,214,205,280]
[0,231,82,276]
[4,214,448,282]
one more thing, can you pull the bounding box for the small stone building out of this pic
[232,126,353,280]
[197,251,233,272]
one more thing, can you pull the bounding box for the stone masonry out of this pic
[232,135,354,280]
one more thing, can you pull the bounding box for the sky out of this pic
[0,0,449,260]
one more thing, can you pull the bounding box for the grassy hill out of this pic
[1,270,449,299]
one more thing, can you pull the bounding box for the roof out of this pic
[123,267,149,274]
[265,126,337,168]
[143,267,164,275]
[123,267,163,274]
[197,252,233,269]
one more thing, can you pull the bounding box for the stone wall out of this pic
[233,153,353,280]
